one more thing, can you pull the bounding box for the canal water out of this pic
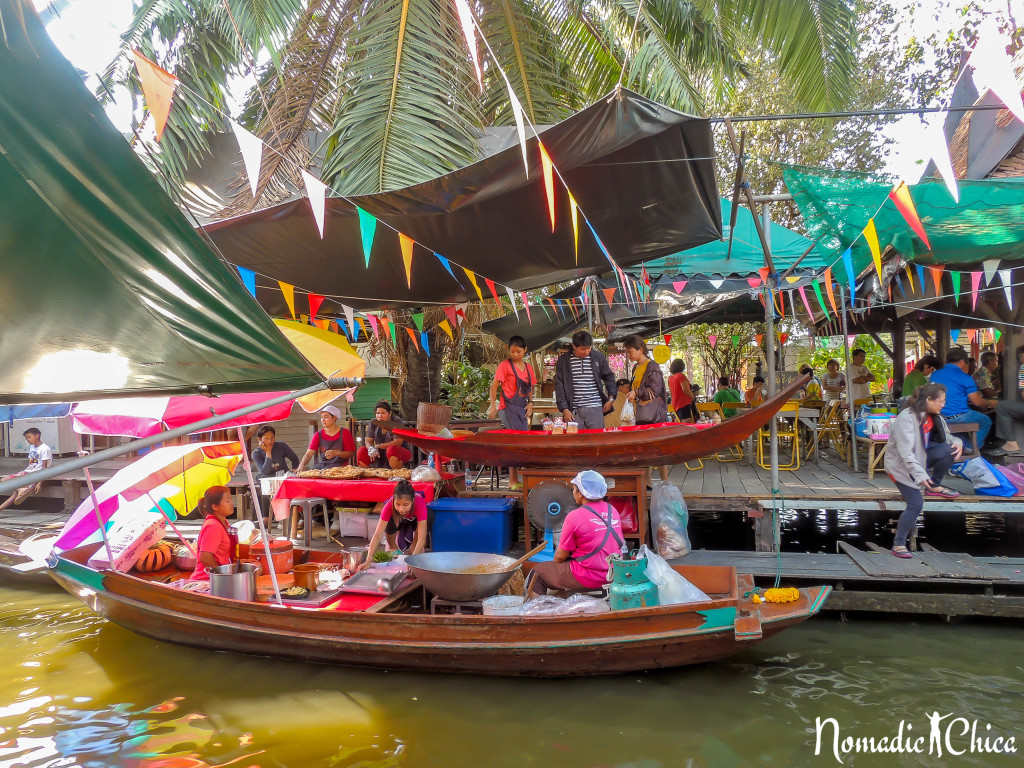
[1,582,1021,767]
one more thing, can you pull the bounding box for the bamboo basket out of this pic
[417,402,453,435]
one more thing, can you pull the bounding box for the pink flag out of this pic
[444,306,459,329]
[366,314,379,339]
[672,280,687,294]
[970,271,982,311]
[747,277,762,289]
[521,292,532,325]
[798,285,815,321]
[709,334,718,348]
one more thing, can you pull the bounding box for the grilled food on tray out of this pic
[296,467,412,480]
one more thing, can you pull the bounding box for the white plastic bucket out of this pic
[482,594,525,616]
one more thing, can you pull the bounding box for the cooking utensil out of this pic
[405,545,543,602]
[209,562,260,601]
[339,547,366,571]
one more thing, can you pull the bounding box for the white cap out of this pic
[321,405,342,419]
[569,470,608,500]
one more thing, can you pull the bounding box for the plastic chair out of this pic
[289,497,331,548]
[696,403,743,461]
[757,402,800,470]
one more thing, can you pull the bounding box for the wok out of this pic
[405,552,521,602]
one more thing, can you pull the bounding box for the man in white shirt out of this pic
[0,427,53,511]
[846,348,875,403]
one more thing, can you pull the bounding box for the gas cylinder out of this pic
[608,553,659,610]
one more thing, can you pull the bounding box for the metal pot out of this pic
[209,562,260,601]
[405,552,520,602]
[173,546,196,571]
[339,547,366,571]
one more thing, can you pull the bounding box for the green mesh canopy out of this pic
[782,164,1024,278]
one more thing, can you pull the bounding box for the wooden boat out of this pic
[395,375,809,468]
[49,542,830,676]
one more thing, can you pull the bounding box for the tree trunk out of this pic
[399,333,445,422]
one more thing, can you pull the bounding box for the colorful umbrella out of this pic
[53,441,242,552]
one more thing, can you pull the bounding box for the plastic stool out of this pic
[289,497,329,548]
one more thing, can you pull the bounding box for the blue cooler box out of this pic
[427,498,515,554]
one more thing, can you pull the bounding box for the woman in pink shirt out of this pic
[529,470,625,595]
[358,480,429,569]
[190,485,235,580]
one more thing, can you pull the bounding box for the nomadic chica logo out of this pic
[814,713,1016,763]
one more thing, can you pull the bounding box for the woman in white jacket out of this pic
[883,383,963,558]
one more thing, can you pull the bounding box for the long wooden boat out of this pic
[396,375,809,468]
[49,542,830,676]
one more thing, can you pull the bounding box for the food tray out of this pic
[280,586,344,608]
[339,570,410,595]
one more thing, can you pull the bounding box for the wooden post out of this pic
[937,312,951,362]
[892,318,907,395]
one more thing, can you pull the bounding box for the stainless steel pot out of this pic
[340,547,366,571]
[209,562,260,601]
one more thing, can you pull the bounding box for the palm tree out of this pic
[103,0,857,204]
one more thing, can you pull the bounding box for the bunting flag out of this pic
[327,319,339,334]
[538,298,552,321]
[383,318,393,341]
[538,141,556,232]
[888,181,931,249]
[709,278,725,289]
[895,274,906,298]
[966,328,977,344]
[444,306,459,329]
[520,293,532,325]
[971,17,1024,124]
[356,318,368,340]
[708,335,718,348]
[411,313,425,333]
[757,266,770,284]
[434,253,463,286]
[925,110,959,202]
[506,85,529,177]
[863,221,882,279]
[585,220,617,271]
[308,293,325,321]
[131,50,178,141]
[951,271,961,305]
[999,269,1014,308]
[747,277,762,289]
[602,287,616,307]
[928,265,944,297]
[505,287,519,320]
[463,267,484,301]
[484,278,501,306]
[343,305,356,339]
[230,120,264,199]
[905,264,915,292]
[278,281,296,319]
[456,306,468,324]
[778,333,789,345]
[367,313,380,339]
[731,334,739,347]
[421,332,431,356]
[995,329,1003,343]
[453,0,483,88]
[334,316,346,337]
[952,329,962,344]
[546,298,559,318]
[983,259,1000,286]
[300,170,328,238]
[672,280,687,294]
[970,271,982,311]
[237,266,257,298]
[755,334,764,345]
[798,285,815,321]
[812,280,831,321]
[569,193,580,264]
[664,334,672,346]
[357,207,377,267]
[399,233,415,287]
[915,264,925,294]
[312,318,328,331]
[824,269,838,315]
[406,327,420,353]
[439,319,454,340]
[842,248,856,288]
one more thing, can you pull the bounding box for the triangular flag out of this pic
[434,253,463,286]
[863,221,882,279]
[308,293,325,321]
[463,268,483,301]
[970,17,1024,124]
[915,264,925,294]
[335,315,349,338]
[521,292,532,325]
[812,280,831,321]
[970,272,982,311]
[708,335,718,348]
[824,269,838,315]
[421,332,431,357]
[895,275,906,298]
[367,314,380,339]
[439,319,453,340]
[343,305,356,337]
[538,298,552,321]
[356,318,368,340]
[755,334,764,345]
[300,313,309,325]
[664,334,672,346]
[928,265,944,297]
[757,266,770,283]
[731,334,739,347]
[484,278,501,305]
[505,287,520,320]
[585,220,617,270]
[312,318,328,331]
[888,181,931,249]
[399,233,414,288]
[357,207,377,267]
[506,84,529,177]
[131,50,178,141]
[952,329,962,344]
[546,298,559,318]
[569,193,580,264]
[672,281,687,294]
[966,328,977,344]
[237,266,257,298]
[995,329,1003,343]
[842,248,857,288]
[300,170,328,238]
[779,333,789,345]
[905,264,916,292]
[602,287,616,306]
[538,141,556,232]
[444,306,459,329]
[950,271,961,305]
[924,111,959,202]
[784,276,800,285]
[798,285,815,321]
[983,259,1000,286]
[709,278,725,289]
[452,0,483,88]
[999,269,1014,308]
[406,327,420,353]
[456,305,468,324]
[411,313,425,333]
[230,120,264,199]
[747,277,762,289]
[278,281,296,319]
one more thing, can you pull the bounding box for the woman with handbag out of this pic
[623,335,671,482]
[883,382,963,559]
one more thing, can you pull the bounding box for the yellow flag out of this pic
[463,267,484,301]
[439,319,453,340]
[399,233,414,288]
[568,192,579,264]
[539,141,556,232]
[278,281,296,319]
[131,50,178,141]
[785,276,800,284]
[864,218,882,278]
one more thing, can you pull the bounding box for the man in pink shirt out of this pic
[530,470,625,594]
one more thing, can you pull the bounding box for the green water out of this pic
[1,582,1022,768]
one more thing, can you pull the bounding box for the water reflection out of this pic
[1,584,1022,767]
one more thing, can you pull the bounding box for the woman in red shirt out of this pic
[668,359,695,423]
[487,335,536,490]
[190,485,234,580]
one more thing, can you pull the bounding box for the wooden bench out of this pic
[854,436,887,479]
[947,422,980,456]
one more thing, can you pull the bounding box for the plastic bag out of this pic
[519,594,609,616]
[620,399,635,424]
[637,545,709,605]
[950,456,1005,489]
[649,480,691,558]
[998,463,1024,495]
[410,465,442,483]
[638,545,708,605]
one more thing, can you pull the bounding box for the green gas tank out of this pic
[608,553,660,610]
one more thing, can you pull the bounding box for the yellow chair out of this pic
[696,402,744,461]
[757,402,800,470]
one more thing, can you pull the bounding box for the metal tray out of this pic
[340,570,409,595]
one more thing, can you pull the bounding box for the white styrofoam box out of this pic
[339,511,368,538]
[87,507,167,572]
[11,416,77,454]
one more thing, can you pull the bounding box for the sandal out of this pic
[891,546,913,559]
[925,486,960,498]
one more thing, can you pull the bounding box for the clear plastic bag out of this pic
[637,545,708,605]
[649,480,691,558]
[518,593,610,616]
[410,465,442,483]
[620,400,635,424]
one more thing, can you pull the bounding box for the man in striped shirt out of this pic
[553,330,617,430]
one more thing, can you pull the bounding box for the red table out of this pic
[270,477,441,520]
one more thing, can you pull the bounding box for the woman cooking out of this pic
[190,485,235,580]
[296,405,355,471]
[623,334,670,482]
[487,335,536,490]
[357,480,428,569]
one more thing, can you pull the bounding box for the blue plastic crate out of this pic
[428,497,515,554]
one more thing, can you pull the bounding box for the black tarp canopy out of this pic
[0,0,322,403]
[204,90,721,313]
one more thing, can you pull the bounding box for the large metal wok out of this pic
[405,552,521,602]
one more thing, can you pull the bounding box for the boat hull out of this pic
[396,376,809,467]
[49,548,829,677]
